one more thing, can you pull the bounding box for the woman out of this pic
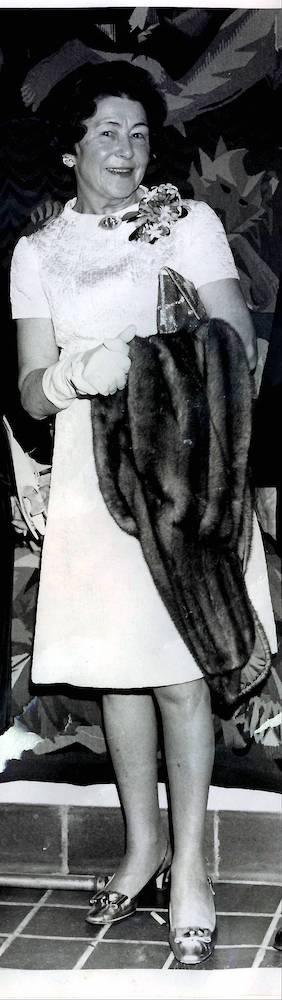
[10,62,276,965]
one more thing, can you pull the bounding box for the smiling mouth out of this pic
[106,168,133,175]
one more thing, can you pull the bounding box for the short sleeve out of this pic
[10,236,51,319]
[179,201,239,290]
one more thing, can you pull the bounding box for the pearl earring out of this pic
[62,155,75,168]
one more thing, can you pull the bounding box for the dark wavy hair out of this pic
[41,60,167,157]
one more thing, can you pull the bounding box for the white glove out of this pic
[42,326,136,407]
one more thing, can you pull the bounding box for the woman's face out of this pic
[72,94,151,214]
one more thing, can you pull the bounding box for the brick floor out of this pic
[0,880,280,970]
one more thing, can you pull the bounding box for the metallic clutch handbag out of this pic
[157,266,207,336]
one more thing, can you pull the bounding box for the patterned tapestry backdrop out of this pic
[0,7,282,789]
[1,8,282,433]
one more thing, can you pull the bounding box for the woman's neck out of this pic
[73,186,145,216]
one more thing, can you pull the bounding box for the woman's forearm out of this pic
[224,303,258,373]
[20,369,60,420]
[199,279,258,373]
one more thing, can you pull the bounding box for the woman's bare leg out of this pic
[154,678,215,929]
[102,691,169,898]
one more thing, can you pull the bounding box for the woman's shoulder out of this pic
[180,198,223,228]
[30,206,67,245]
[17,201,69,252]
[12,207,71,275]
[175,197,237,285]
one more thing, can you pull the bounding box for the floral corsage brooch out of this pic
[99,184,187,243]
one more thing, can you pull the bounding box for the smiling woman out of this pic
[9,60,277,967]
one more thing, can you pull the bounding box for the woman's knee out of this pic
[154,678,211,713]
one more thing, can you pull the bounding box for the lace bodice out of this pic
[10,196,238,355]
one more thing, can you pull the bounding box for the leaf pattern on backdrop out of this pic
[188,138,280,312]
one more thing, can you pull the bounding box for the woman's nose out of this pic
[116,135,133,158]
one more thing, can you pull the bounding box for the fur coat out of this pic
[90,318,271,715]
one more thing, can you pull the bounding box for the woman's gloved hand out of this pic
[42,326,136,407]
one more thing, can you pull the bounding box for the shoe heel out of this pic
[155,867,170,890]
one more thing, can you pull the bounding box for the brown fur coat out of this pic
[90,319,271,715]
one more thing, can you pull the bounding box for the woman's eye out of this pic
[102,130,114,137]
[132,133,146,141]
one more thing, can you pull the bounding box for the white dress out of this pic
[10,196,277,688]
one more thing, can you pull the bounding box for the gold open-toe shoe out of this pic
[169,876,217,966]
[86,884,137,925]
[169,922,217,966]
[86,842,171,926]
